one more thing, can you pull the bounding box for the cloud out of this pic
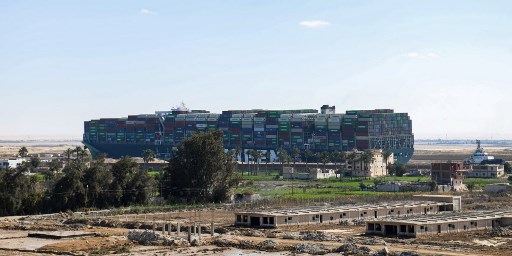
[139,8,157,15]
[407,52,440,59]
[299,20,330,29]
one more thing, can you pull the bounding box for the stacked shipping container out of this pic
[83,107,414,163]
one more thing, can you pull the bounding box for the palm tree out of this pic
[321,151,330,171]
[331,151,340,170]
[234,147,243,176]
[314,152,321,169]
[347,151,358,179]
[303,148,312,169]
[277,147,287,174]
[265,150,271,176]
[253,150,262,176]
[64,148,73,165]
[361,151,374,179]
[246,149,254,175]
[382,151,392,176]
[291,147,301,167]
[18,147,28,158]
[142,149,155,169]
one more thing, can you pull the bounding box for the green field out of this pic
[235,170,509,200]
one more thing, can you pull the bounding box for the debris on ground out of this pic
[490,226,512,237]
[257,239,279,249]
[299,231,341,242]
[294,243,331,254]
[127,230,189,246]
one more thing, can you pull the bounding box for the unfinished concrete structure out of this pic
[234,195,460,228]
[366,210,512,237]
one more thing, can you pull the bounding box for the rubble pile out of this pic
[257,239,279,249]
[127,230,189,246]
[491,226,512,237]
[299,231,341,242]
[294,243,330,254]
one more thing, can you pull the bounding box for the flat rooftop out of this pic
[367,210,512,225]
[235,201,452,217]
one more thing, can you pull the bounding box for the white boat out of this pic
[465,140,494,164]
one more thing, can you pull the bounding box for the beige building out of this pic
[467,164,505,178]
[366,210,512,237]
[348,150,394,178]
[234,195,460,228]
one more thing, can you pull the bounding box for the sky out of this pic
[1,0,512,140]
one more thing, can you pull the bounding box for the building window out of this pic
[288,217,293,221]
[269,217,274,225]
[236,215,242,222]
[243,215,248,222]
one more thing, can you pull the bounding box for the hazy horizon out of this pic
[2,1,512,140]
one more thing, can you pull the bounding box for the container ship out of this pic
[83,105,414,163]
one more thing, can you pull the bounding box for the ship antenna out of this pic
[476,139,481,150]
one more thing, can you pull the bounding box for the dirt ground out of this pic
[1,193,512,255]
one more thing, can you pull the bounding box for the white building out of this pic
[348,150,394,178]
[283,167,337,180]
[0,158,26,169]
[467,164,505,178]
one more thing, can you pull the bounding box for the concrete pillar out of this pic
[162,224,166,234]
[152,224,156,233]
[177,223,181,236]
[193,223,197,235]
[198,225,201,239]
[187,226,191,242]
[211,222,214,236]
[168,223,171,235]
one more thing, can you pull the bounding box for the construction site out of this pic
[0,192,510,256]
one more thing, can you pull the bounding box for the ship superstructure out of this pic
[465,140,494,164]
[83,105,414,163]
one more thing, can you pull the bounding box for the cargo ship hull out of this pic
[83,141,414,163]
[83,106,415,164]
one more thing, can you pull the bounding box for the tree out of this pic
[303,148,312,168]
[321,151,330,171]
[277,147,288,174]
[264,150,271,176]
[382,151,392,175]
[48,159,63,173]
[30,156,41,169]
[361,151,374,179]
[64,148,73,165]
[291,147,301,167]
[252,150,262,176]
[347,151,358,178]
[314,152,322,169]
[0,166,41,216]
[110,156,139,206]
[83,163,113,209]
[466,181,476,192]
[504,162,512,174]
[18,147,28,158]
[388,163,406,177]
[163,131,239,203]
[142,149,155,169]
[50,168,86,211]
[246,149,255,175]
